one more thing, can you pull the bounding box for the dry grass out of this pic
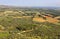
[46,16,59,23]
[33,16,59,23]
[33,17,46,22]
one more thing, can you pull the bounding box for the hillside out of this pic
[0,5,60,39]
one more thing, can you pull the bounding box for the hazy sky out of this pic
[0,0,60,7]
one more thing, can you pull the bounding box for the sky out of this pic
[0,0,60,7]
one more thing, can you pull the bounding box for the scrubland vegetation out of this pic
[0,6,60,39]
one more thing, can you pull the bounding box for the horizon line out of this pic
[0,4,60,8]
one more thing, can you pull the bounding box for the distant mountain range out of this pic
[0,5,60,9]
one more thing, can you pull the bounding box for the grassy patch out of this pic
[0,32,10,38]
